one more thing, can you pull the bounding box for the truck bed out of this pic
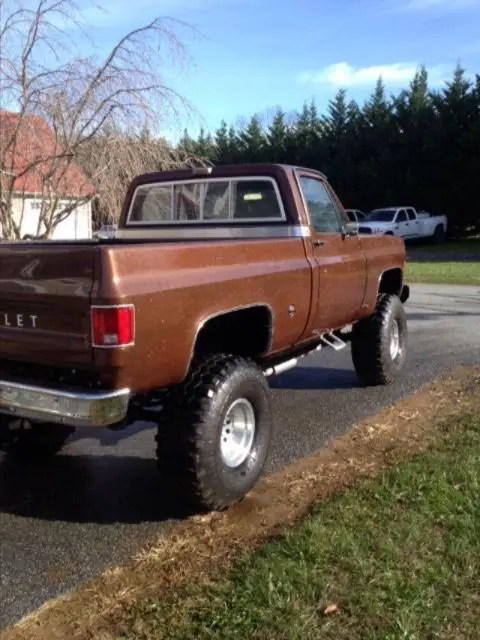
[0,235,315,395]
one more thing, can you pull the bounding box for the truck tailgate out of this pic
[0,244,96,367]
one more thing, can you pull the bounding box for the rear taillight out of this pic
[91,305,135,347]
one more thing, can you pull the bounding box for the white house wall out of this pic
[9,197,92,240]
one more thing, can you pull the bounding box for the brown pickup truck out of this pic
[0,163,409,510]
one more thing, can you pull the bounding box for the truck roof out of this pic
[129,163,328,188]
[372,206,414,211]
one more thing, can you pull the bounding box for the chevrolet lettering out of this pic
[0,163,410,513]
[0,313,38,329]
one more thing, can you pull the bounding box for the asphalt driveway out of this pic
[0,283,479,629]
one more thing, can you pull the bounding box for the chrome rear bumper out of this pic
[0,380,130,428]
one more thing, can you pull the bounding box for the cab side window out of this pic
[298,176,344,233]
[396,210,408,223]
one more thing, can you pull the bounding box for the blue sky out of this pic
[64,0,480,136]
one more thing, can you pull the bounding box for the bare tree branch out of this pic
[0,0,200,239]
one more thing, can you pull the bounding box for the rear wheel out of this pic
[155,354,273,512]
[0,418,75,457]
[351,294,407,386]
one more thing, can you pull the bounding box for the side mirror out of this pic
[342,221,358,237]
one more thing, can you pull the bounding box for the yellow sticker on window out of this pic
[243,193,263,201]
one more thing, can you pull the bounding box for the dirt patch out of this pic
[3,367,480,640]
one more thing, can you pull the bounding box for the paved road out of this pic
[0,283,479,628]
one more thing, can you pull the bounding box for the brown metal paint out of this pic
[291,168,367,335]
[0,244,96,366]
[0,164,406,396]
[92,237,313,392]
[360,235,406,311]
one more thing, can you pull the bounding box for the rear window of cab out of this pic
[127,177,286,225]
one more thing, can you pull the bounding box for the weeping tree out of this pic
[80,126,206,227]
[0,0,198,239]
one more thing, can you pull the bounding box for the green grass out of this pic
[114,414,480,640]
[406,260,480,284]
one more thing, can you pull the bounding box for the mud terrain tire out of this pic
[351,294,407,386]
[155,354,272,512]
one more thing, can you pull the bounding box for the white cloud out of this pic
[297,62,452,89]
[398,0,478,12]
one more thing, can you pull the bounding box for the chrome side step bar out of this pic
[263,331,347,378]
[320,332,348,351]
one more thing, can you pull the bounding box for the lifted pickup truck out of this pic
[359,206,447,243]
[0,164,410,511]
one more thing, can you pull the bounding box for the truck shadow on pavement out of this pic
[270,367,360,391]
[0,452,190,524]
[0,367,361,524]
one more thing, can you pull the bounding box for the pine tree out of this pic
[237,115,266,162]
[195,128,215,159]
[178,128,195,155]
[323,90,349,138]
[408,65,430,110]
[430,65,476,235]
[174,65,480,237]
[355,77,398,207]
[292,100,323,167]
[214,120,231,163]
[266,109,288,162]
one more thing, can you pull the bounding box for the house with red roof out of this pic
[0,110,94,239]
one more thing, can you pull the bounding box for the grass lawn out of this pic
[406,260,480,285]
[406,237,480,284]
[114,412,480,640]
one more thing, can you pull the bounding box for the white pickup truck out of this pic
[358,207,447,243]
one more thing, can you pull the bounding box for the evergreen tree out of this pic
[178,128,195,155]
[323,89,349,138]
[195,127,215,159]
[227,125,240,163]
[266,109,288,162]
[409,65,430,110]
[430,65,477,235]
[237,115,266,162]
[175,66,480,237]
[293,100,322,166]
[356,77,398,208]
[321,90,352,190]
[214,120,231,163]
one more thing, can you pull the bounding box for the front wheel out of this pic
[351,294,408,386]
[155,354,273,512]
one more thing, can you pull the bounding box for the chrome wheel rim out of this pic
[390,319,401,360]
[220,398,256,468]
